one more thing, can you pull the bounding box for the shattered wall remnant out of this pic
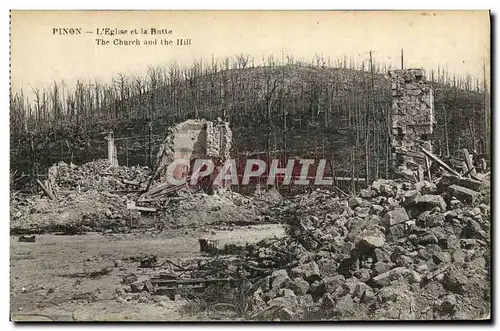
[105,131,119,167]
[206,119,233,161]
[156,119,232,181]
[388,69,435,172]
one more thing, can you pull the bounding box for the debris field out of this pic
[10,151,491,321]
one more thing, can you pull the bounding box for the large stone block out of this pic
[447,185,480,204]
[382,207,409,228]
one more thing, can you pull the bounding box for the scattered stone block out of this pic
[130,281,144,293]
[447,185,480,204]
[374,248,392,262]
[388,223,405,238]
[286,278,310,296]
[440,294,457,314]
[323,275,346,295]
[322,293,336,309]
[358,228,386,248]
[317,259,338,277]
[416,195,447,211]
[371,267,411,287]
[278,288,296,298]
[122,273,138,285]
[382,208,409,228]
[271,269,290,289]
[292,261,321,282]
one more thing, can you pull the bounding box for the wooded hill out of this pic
[10,55,490,191]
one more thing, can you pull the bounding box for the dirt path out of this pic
[10,224,285,321]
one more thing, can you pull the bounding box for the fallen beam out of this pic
[438,175,484,192]
[122,179,140,186]
[420,147,461,177]
[36,179,56,200]
[462,148,478,178]
[330,177,366,182]
[447,184,480,204]
[150,277,241,287]
[394,148,426,160]
[126,201,156,212]
[332,185,349,197]
[424,155,432,182]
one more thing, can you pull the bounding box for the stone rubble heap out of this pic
[10,159,279,234]
[10,159,153,233]
[110,174,490,321]
[241,177,490,320]
[46,159,151,193]
[140,176,489,321]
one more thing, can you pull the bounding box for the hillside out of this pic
[10,63,489,191]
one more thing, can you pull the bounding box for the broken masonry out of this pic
[152,118,233,192]
[388,69,434,179]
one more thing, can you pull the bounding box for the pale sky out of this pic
[10,10,490,92]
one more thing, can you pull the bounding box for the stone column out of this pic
[388,69,434,173]
[105,131,118,167]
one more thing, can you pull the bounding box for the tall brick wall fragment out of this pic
[156,119,232,183]
[388,69,435,173]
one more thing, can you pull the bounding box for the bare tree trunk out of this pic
[148,121,153,167]
[483,57,489,154]
[443,105,450,156]
[351,150,355,194]
[468,118,476,152]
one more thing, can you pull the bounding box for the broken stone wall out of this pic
[206,120,233,161]
[156,119,232,180]
[166,119,208,161]
[388,69,434,171]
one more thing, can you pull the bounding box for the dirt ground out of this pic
[10,224,285,322]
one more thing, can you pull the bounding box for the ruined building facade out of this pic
[156,119,232,182]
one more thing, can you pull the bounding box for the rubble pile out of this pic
[120,176,490,321]
[10,189,141,234]
[162,188,280,227]
[10,160,283,233]
[46,159,151,193]
[10,159,153,233]
[241,177,491,320]
[110,237,306,313]
[9,134,491,320]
